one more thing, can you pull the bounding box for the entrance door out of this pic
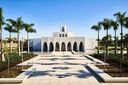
[61,42,66,51]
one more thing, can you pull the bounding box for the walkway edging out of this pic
[87,64,128,83]
[0,65,40,84]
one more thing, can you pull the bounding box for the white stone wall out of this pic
[30,37,97,53]
[30,38,41,51]
[53,32,75,37]
[41,37,86,52]
[30,26,97,53]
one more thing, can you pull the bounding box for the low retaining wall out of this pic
[87,64,128,83]
[85,55,108,65]
[0,79,23,84]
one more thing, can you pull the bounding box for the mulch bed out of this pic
[0,65,31,78]
[96,65,128,77]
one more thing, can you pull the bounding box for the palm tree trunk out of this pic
[120,24,124,60]
[0,28,2,61]
[98,30,99,54]
[9,32,12,53]
[17,32,20,56]
[120,24,123,73]
[127,43,128,57]
[106,29,109,58]
[114,30,117,55]
[27,32,29,53]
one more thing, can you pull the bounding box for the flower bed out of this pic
[0,65,31,78]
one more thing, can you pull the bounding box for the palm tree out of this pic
[124,34,128,56]
[114,12,127,59]
[101,18,112,58]
[0,7,5,61]
[124,17,128,56]
[4,23,16,53]
[91,22,101,54]
[101,34,112,62]
[111,20,119,55]
[7,17,24,56]
[23,23,36,53]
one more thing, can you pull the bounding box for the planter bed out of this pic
[0,53,37,72]
[0,65,31,78]
[85,55,108,65]
[0,65,39,84]
[96,65,128,77]
[87,64,128,83]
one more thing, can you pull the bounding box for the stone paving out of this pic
[1,55,128,85]
[22,56,100,85]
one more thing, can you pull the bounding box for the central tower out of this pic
[53,25,75,37]
[60,25,67,32]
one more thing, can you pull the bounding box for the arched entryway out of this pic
[43,42,47,52]
[73,42,78,52]
[79,42,84,52]
[49,42,54,52]
[55,42,60,51]
[67,42,71,51]
[61,42,66,51]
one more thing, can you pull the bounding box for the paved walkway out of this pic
[2,55,127,85]
[22,56,100,85]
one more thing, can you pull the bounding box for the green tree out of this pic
[124,17,128,57]
[23,23,36,53]
[114,12,127,59]
[4,23,16,53]
[7,17,24,56]
[124,33,128,56]
[111,20,119,54]
[101,18,112,58]
[91,22,101,54]
[0,7,5,61]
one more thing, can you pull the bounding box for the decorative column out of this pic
[47,42,49,52]
[53,42,55,52]
[77,43,79,52]
[65,43,67,51]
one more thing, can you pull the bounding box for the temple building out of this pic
[30,25,97,54]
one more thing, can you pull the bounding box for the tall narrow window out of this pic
[65,34,67,37]
[62,27,65,32]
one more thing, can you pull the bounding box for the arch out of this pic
[61,42,66,51]
[43,42,48,52]
[79,42,84,52]
[49,42,54,52]
[59,34,61,37]
[62,34,64,37]
[65,34,67,37]
[62,27,65,32]
[55,42,60,51]
[73,42,78,52]
[67,42,71,51]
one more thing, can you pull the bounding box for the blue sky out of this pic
[0,0,128,39]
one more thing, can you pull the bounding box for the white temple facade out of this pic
[30,25,97,54]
